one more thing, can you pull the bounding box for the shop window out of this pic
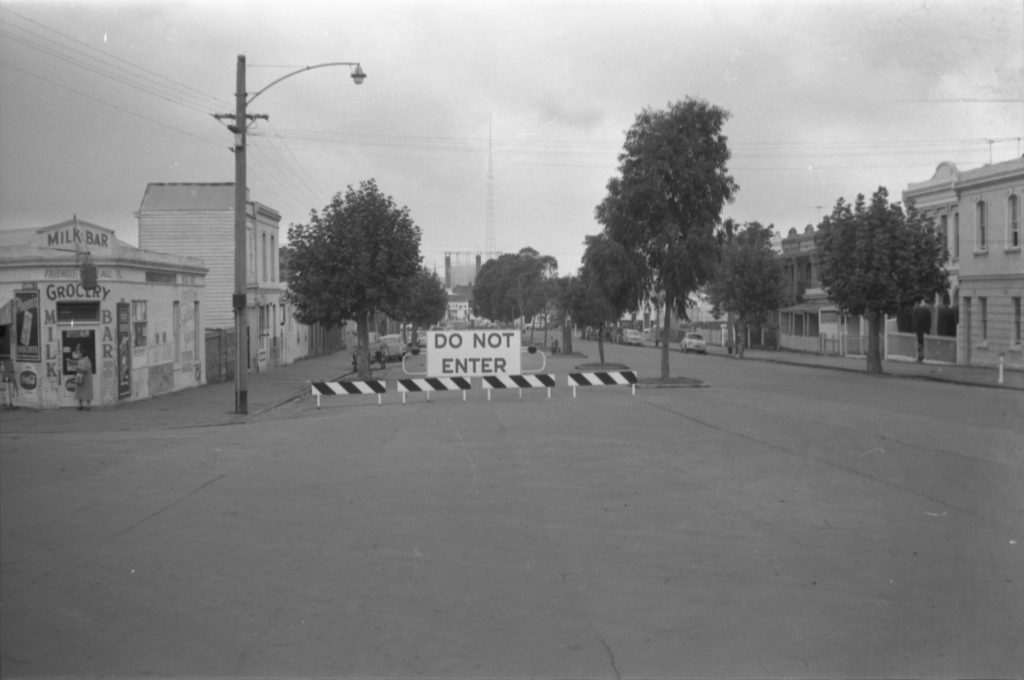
[132,300,148,347]
[976,201,987,251]
[173,301,181,364]
[57,301,100,324]
[262,233,268,281]
[259,305,269,334]
[1009,194,1021,249]
[953,212,960,261]
[270,235,276,281]
[194,301,201,364]
[145,271,176,284]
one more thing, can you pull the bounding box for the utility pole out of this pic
[214,55,364,414]
[215,55,265,414]
[233,55,249,414]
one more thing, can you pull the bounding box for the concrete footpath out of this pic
[1,342,1020,434]
[701,343,1024,390]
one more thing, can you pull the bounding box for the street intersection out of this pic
[2,344,1022,678]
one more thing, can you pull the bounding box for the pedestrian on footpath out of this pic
[73,345,93,410]
[913,300,931,363]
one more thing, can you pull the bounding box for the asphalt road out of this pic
[2,346,1022,678]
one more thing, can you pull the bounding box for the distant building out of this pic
[137,183,342,375]
[447,290,471,324]
[776,225,842,354]
[0,218,206,409]
[445,251,501,289]
[904,158,1024,369]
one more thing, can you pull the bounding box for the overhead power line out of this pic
[0,58,223,148]
[0,6,229,113]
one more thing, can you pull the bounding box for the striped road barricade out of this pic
[311,379,387,408]
[482,374,556,400]
[397,377,472,403]
[567,370,638,398]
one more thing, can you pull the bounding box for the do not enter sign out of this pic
[426,329,521,377]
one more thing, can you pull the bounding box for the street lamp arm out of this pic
[226,53,363,414]
[247,62,366,104]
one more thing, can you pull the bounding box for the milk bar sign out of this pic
[427,329,520,377]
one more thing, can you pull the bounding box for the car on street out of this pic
[680,332,707,353]
[622,328,644,345]
[378,334,407,361]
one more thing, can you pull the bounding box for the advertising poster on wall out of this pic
[14,290,40,362]
[117,302,131,399]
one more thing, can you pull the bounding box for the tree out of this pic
[595,98,738,379]
[549,275,577,355]
[395,266,448,344]
[472,248,557,335]
[574,232,646,365]
[815,187,948,374]
[285,179,422,378]
[706,221,785,358]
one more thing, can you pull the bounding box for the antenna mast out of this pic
[485,117,496,255]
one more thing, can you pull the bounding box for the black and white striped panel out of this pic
[566,371,638,387]
[482,374,556,389]
[311,380,387,396]
[397,377,472,392]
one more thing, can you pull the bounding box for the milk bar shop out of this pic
[0,218,207,410]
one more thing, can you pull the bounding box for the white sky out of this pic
[1,0,1021,274]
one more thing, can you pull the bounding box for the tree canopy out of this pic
[396,266,448,334]
[472,248,557,325]
[285,179,422,377]
[705,221,785,358]
[595,98,737,378]
[570,232,646,364]
[815,186,948,374]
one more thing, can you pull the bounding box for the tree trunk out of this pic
[563,318,573,355]
[660,295,672,379]
[741,315,749,358]
[866,310,884,374]
[727,310,734,356]
[356,316,372,380]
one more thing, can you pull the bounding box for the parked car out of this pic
[680,332,707,353]
[622,328,644,345]
[378,334,407,361]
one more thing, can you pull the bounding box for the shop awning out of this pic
[780,301,835,315]
[0,298,13,326]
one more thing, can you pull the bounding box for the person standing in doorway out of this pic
[73,344,93,410]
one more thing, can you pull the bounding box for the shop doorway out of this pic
[61,329,96,408]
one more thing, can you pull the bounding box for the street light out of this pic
[216,55,365,414]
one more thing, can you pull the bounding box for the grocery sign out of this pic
[426,329,520,377]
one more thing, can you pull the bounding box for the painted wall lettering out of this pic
[43,267,120,280]
[45,283,111,301]
[46,227,109,249]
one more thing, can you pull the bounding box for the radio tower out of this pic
[485,118,496,255]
